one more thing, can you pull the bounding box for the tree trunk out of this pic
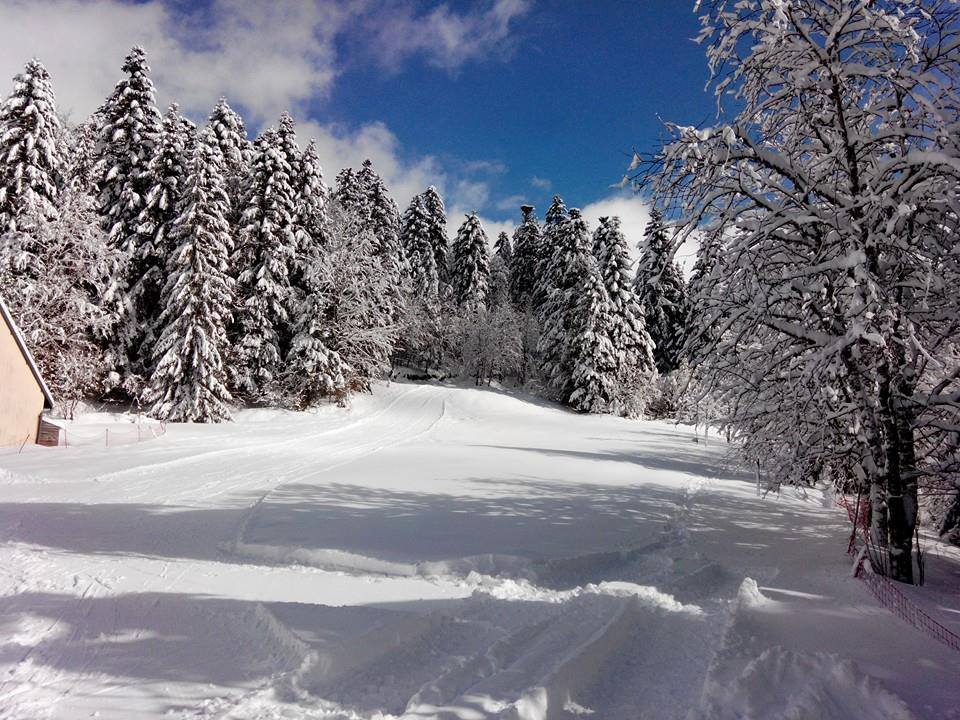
[879,346,919,583]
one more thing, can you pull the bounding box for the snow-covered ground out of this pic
[0,382,957,719]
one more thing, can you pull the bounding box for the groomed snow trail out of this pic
[0,382,957,719]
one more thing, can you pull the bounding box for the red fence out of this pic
[839,494,960,654]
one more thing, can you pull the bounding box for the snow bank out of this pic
[697,646,916,720]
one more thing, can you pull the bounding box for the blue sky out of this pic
[0,0,716,243]
[325,1,712,219]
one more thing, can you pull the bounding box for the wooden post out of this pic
[105,428,109,447]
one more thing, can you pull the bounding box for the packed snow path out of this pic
[0,383,957,719]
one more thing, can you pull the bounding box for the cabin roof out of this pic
[0,295,54,410]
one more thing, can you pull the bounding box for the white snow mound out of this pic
[697,646,916,720]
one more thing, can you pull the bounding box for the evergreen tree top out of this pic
[494,231,512,260]
[276,111,300,166]
[422,184,446,215]
[0,56,64,231]
[208,98,248,142]
[545,195,568,226]
[642,208,671,255]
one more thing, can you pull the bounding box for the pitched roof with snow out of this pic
[0,295,54,410]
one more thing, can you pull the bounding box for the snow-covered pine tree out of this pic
[489,231,512,308]
[66,116,101,194]
[283,303,350,409]
[94,46,163,393]
[494,230,512,266]
[296,140,329,252]
[451,212,490,311]
[357,159,406,277]
[95,45,163,256]
[179,114,198,161]
[567,255,618,414]
[0,58,64,235]
[634,209,687,374]
[537,208,591,398]
[143,128,234,423]
[206,97,250,222]
[683,227,724,364]
[333,167,368,225]
[509,204,541,307]
[232,127,297,402]
[273,112,314,305]
[401,193,440,307]
[593,215,655,414]
[421,185,449,289]
[533,195,569,308]
[131,103,191,369]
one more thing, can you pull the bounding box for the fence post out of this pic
[105,428,109,447]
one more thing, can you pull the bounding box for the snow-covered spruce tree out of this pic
[567,255,618,414]
[232,127,297,402]
[95,45,163,253]
[66,116,101,195]
[273,112,319,304]
[143,129,234,423]
[421,185,449,289]
[0,58,64,235]
[494,230,512,266]
[401,193,440,307]
[94,46,163,393]
[641,0,960,583]
[593,215,655,415]
[451,212,490,311]
[684,226,724,365]
[296,139,329,255]
[358,159,406,281]
[489,231,513,308]
[131,103,191,366]
[635,209,687,374]
[283,291,350,409]
[206,98,250,223]
[0,186,116,417]
[537,208,592,400]
[332,166,368,224]
[533,195,569,308]
[509,204,541,307]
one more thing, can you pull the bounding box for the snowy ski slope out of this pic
[0,382,957,719]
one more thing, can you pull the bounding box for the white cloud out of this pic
[0,0,357,124]
[580,192,652,259]
[581,192,699,276]
[366,0,532,72]
[0,0,530,124]
[493,194,530,213]
[530,175,552,190]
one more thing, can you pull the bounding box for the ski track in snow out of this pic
[0,382,957,719]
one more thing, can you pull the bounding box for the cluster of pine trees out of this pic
[0,47,692,424]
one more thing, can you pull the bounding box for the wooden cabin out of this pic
[0,296,55,447]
